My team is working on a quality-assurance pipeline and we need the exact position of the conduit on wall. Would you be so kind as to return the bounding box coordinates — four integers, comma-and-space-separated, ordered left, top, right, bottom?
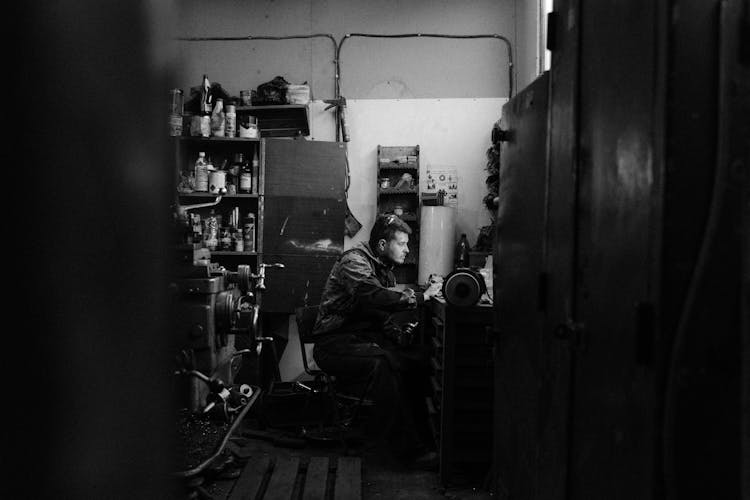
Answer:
335, 33, 514, 134
176, 32, 514, 141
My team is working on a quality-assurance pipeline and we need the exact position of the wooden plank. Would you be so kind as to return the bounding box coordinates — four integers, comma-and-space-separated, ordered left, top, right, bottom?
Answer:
264, 456, 300, 500
333, 457, 361, 500
228, 455, 271, 500
302, 457, 329, 500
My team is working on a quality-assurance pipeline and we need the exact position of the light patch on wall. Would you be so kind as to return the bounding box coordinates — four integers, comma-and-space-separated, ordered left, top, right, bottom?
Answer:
367, 78, 415, 99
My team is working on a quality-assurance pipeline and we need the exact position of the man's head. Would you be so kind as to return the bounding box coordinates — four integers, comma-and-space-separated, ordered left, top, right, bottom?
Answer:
369, 214, 412, 265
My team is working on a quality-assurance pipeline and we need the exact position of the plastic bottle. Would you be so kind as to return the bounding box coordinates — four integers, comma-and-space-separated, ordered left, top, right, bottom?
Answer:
251, 149, 259, 194
194, 152, 208, 192
456, 233, 471, 268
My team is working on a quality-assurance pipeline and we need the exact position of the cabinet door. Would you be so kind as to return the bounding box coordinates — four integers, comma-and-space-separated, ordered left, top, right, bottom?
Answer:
493, 71, 552, 499
261, 139, 347, 312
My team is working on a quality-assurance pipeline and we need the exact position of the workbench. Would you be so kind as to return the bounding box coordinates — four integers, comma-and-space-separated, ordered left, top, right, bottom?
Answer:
421, 297, 494, 487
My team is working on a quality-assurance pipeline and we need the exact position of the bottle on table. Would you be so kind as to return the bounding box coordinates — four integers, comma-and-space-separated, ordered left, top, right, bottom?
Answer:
455, 233, 471, 268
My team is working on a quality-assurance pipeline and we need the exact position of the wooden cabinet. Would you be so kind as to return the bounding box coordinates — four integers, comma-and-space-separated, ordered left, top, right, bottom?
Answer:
174, 135, 347, 315
175, 135, 264, 272
174, 102, 348, 311
421, 297, 494, 487
260, 139, 347, 313
376, 145, 420, 285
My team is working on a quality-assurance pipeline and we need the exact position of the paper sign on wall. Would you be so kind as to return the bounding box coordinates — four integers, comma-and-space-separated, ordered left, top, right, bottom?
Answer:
424, 166, 459, 208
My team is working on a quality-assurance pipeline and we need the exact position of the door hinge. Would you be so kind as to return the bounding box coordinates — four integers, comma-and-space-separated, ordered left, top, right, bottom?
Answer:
546, 11, 558, 52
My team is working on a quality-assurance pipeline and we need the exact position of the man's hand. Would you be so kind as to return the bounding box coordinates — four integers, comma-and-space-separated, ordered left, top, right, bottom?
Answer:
423, 279, 443, 301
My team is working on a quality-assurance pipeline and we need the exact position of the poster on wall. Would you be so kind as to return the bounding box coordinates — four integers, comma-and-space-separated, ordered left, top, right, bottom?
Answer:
424, 166, 459, 208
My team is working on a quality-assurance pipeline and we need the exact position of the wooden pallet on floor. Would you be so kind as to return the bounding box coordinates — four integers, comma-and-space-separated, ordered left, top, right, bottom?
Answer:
227, 455, 361, 500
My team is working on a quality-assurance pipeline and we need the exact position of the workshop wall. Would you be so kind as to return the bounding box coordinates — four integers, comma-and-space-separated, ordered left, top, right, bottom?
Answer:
172, 0, 541, 99
171, 0, 543, 380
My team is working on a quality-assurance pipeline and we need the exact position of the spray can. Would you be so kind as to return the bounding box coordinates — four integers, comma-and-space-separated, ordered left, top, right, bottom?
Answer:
225, 103, 236, 138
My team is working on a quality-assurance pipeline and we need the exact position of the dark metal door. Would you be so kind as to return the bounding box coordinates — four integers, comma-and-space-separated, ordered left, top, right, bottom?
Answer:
568, 0, 660, 497
535, 0, 581, 497
261, 139, 347, 312
493, 71, 551, 499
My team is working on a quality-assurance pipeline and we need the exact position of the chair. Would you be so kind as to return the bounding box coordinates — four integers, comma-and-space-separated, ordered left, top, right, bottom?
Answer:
294, 305, 373, 447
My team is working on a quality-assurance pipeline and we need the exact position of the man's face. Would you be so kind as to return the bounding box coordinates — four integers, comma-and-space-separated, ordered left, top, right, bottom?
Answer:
381, 230, 410, 264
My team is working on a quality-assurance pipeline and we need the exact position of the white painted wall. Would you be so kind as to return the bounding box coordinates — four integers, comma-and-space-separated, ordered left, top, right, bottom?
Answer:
342, 98, 506, 248
308, 97, 506, 247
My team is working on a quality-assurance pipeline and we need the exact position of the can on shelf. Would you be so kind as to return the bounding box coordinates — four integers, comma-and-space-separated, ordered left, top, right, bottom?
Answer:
169, 88, 184, 115
168, 89, 184, 136
168, 113, 182, 136
209, 170, 226, 194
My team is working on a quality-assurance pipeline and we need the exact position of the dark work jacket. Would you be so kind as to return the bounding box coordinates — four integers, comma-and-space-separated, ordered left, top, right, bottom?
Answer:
311, 242, 425, 339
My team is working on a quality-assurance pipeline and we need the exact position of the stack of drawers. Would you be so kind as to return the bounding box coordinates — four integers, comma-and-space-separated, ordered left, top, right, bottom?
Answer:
421, 297, 494, 487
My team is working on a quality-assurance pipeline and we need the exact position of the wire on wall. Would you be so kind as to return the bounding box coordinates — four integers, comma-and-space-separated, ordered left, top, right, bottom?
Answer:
177, 32, 514, 141
336, 33, 515, 101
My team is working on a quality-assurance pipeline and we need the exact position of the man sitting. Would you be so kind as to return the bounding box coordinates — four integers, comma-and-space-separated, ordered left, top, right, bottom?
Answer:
311, 214, 442, 468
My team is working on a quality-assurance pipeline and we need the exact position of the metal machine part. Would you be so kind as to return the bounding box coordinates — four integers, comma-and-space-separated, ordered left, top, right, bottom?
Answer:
442, 268, 487, 308
173, 263, 259, 412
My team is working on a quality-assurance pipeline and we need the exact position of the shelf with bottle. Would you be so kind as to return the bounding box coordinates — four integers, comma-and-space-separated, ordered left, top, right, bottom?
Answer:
378, 187, 419, 195
210, 251, 259, 256
175, 135, 260, 143
187, 208, 259, 256
178, 192, 259, 199
177, 148, 261, 198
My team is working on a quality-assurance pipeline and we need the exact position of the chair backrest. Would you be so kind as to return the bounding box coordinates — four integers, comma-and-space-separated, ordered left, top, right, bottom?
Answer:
295, 305, 320, 374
